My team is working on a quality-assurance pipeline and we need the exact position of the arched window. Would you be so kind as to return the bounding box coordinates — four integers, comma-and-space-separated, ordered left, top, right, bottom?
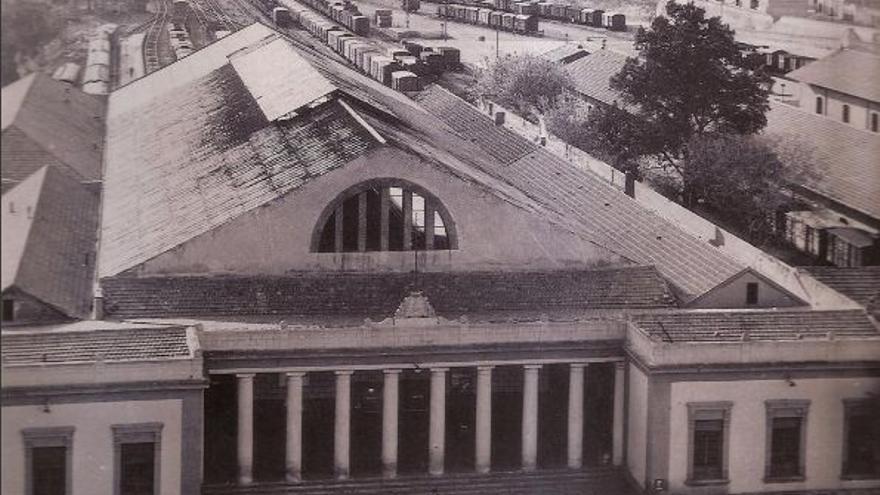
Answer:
815, 96, 824, 115
842, 104, 850, 123
313, 179, 457, 253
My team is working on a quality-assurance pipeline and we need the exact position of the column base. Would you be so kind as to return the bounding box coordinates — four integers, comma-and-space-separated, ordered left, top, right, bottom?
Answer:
382, 465, 397, 479
476, 465, 491, 474
335, 473, 350, 481
237, 474, 253, 486
285, 472, 301, 483
429, 467, 445, 476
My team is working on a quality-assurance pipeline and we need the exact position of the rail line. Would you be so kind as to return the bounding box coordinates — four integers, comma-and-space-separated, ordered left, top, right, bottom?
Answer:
143, 0, 170, 73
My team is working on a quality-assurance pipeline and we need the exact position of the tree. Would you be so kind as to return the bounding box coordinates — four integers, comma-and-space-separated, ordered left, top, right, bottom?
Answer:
609, 1, 771, 169
1, 3, 62, 86
681, 134, 810, 243
471, 54, 575, 119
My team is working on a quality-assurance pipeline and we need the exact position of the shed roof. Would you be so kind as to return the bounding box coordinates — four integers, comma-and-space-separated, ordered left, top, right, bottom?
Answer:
564, 49, 630, 107
764, 101, 880, 221
1, 167, 99, 318
1, 72, 105, 184
786, 48, 880, 103
801, 266, 880, 315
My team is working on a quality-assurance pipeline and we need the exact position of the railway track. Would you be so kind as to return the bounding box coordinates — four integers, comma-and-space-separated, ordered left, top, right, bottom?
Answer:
143, 0, 171, 73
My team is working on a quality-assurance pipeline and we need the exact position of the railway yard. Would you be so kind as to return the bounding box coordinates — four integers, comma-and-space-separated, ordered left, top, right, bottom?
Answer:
44, 0, 641, 96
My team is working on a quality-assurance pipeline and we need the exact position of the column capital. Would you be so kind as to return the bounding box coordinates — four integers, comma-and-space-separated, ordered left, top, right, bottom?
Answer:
429, 367, 449, 373
523, 364, 543, 370
477, 365, 495, 372
614, 360, 626, 370
383, 369, 403, 375
236, 373, 256, 379
286, 371, 307, 378
570, 363, 588, 370
335, 370, 355, 376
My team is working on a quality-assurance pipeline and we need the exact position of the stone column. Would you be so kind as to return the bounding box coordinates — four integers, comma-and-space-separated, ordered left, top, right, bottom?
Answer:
521, 365, 541, 471
285, 372, 305, 482
335, 370, 353, 479
429, 367, 448, 476
475, 365, 493, 474
236, 373, 255, 485
382, 369, 401, 478
567, 364, 586, 469
612, 361, 625, 466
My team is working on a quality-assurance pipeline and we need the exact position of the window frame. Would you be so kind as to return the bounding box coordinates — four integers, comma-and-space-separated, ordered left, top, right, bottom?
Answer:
686, 401, 733, 486
23, 426, 74, 495
746, 282, 759, 305
112, 423, 163, 495
310, 178, 458, 253
841, 399, 880, 480
842, 104, 850, 123
764, 399, 810, 483
815, 96, 824, 114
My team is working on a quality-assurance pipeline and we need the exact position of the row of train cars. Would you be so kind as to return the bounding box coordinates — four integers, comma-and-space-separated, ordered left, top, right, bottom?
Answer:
52, 23, 146, 94
434, 0, 627, 33
259, 0, 461, 91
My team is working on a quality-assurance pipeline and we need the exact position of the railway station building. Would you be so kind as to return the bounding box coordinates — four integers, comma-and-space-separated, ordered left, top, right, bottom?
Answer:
2, 22, 879, 495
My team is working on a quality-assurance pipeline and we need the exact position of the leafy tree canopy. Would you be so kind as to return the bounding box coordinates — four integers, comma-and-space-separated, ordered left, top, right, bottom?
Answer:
472, 53, 575, 118
610, 1, 771, 162
1, 3, 62, 86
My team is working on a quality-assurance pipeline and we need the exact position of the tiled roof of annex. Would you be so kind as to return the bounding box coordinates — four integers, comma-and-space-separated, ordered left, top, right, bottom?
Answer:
629, 309, 879, 342
1, 323, 193, 365
801, 266, 880, 316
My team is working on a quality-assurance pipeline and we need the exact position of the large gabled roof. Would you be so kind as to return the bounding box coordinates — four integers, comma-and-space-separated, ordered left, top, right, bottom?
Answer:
99, 24, 382, 277
764, 101, 880, 221
786, 48, 880, 103
1, 72, 105, 185
1, 166, 100, 319
412, 85, 744, 299
101, 22, 745, 300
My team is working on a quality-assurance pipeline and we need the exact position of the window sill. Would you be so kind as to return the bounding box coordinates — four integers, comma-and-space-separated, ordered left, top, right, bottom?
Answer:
841, 474, 880, 481
685, 479, 730, 487
763, 476, 806, 484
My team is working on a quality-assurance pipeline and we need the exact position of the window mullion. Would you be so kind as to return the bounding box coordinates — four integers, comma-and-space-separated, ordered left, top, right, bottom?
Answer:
380, 187, 390, 252
402, 190, 412, 251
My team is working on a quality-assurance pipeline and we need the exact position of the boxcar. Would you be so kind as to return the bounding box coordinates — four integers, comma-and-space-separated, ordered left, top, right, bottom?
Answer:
501, 12, 515, 29
273, 7, 293, 26
564, 5, 579, 22
488, 10, 502, 27
609, 13, 625, 31
478, 7, 492, 24
513, 13, 537, 32
589, 9, 604, 26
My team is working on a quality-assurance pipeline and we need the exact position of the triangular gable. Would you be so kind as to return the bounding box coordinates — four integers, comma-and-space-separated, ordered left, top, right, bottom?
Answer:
686, 267, 808, 309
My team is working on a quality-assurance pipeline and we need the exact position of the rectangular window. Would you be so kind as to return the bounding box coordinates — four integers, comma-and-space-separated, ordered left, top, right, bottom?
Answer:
765, 400, 809, 482
23, 427, 74, 495
746, 282, 759, 305
687, 402, 732, 485
113, 423, 162, 495
2, 298, 13, 321
843, 399, 880, 478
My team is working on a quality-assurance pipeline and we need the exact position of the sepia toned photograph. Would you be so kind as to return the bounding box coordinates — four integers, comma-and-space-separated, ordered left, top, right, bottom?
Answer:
1, 0, 878, 491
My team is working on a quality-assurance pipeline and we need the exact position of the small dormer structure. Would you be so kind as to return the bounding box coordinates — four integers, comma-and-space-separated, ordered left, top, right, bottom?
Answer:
686, 267, 808, 309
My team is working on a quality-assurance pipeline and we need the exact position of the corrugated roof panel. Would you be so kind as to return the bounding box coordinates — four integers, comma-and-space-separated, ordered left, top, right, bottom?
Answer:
229, 36, 336, 122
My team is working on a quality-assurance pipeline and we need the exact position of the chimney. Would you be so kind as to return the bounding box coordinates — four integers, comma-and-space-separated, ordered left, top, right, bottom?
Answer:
624, 171, 635, 198
494, 110, 505, 126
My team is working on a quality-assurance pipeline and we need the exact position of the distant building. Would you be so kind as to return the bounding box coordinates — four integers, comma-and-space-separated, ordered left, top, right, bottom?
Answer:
0, 73, 105, 194
813, 0, 880, 26
766, 101, 880, 266
786, 47, 880, 132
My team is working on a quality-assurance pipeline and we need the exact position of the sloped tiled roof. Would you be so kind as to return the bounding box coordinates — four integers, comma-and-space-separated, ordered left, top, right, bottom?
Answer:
1, 72, 105, 184
564, 49, 630, 107
100, 26, 380, 277
764, 101, 880, 220
413, 85, 744, 299
1, 326, 192, 365
1, 167, 99, 318
786, 48, 880, 103
100, 266, 677, 319
630, 309, 879, 342
801, 266, 880, 316
541, 43, 590, 64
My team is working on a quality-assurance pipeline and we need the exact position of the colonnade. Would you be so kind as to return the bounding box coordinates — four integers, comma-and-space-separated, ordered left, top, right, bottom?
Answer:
233, 361, 626, 484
